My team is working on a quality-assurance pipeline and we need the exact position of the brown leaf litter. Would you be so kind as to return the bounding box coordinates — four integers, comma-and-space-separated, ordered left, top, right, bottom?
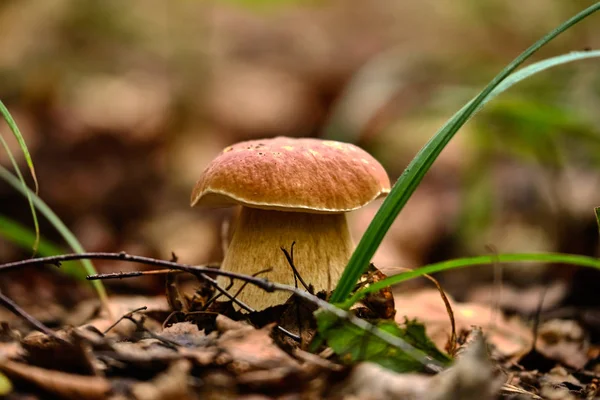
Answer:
2, 284, 600, 399
0, 309, 507, 400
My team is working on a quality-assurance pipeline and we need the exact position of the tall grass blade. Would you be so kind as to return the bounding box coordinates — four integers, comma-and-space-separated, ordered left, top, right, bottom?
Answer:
0, 135, 40, 254
344, 252, 600, 308
331, 3, 600, 304
0, 101, 38, 191
0, 164, 109, 307
467, 50, 600, 117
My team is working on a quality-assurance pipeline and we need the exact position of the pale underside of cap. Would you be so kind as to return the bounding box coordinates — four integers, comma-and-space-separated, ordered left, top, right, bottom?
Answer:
191, 137, 391, 213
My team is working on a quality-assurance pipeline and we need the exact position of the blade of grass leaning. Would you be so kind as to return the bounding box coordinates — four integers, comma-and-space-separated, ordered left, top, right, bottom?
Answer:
344, 252, 600, 308
595, 207, 600, 234
330, 3, 600, 304
469, 50, 600, 117
0, 101, 38, 191
0, 164, 109, 308
0, 214, 88, 281
0, 134, 40, 254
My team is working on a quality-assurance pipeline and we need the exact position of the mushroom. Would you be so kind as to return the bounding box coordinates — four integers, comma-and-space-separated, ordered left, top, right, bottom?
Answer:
191, 137, 390, 310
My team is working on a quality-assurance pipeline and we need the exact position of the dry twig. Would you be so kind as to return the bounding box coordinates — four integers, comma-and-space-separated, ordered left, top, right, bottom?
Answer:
0, 290, 60, 340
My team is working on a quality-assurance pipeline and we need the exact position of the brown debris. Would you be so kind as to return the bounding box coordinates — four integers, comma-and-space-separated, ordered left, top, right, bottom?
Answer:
129, 360, 195, 400
394, 289, 533, 358
333, 362, 430, 399
427, 330, 500, 400
536, 319, 589, 370
21, 329, 99, 375
0, 360, 111, 400
217, 317, 300, 373
332, 332, 500, 400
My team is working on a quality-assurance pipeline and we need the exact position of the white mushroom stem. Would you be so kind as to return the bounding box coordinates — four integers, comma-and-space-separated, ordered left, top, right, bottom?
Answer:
218, 207, 354, 310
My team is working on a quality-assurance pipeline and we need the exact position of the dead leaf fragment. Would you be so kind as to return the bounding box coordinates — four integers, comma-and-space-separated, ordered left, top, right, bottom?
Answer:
218, 324, 300, 373
72, 296, 169, 337
0, 360, 111, 400
539, 366, 581, 400
130, 359, 195, 400
21, 329, 99, 375
427, 330, 501, 400
237, 367, 301, 391
332, 362, 430, 399
215, 315, 254, 333
395, 289, 533, 357
537, 319, 589, 370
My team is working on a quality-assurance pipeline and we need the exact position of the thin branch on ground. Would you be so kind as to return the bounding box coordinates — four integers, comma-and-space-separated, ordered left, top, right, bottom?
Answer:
204, 267, 273, 310
122, 314, 181, 349
282, 242, 305, 341
0, 251, 272, 290
0, 252, 444, 372
531, 285, 549, 351
281, 242, 311, 292
0, 290, 61, 340
103, 306, 148, 335
103, 304, 181, 348
192, 270, 301, 342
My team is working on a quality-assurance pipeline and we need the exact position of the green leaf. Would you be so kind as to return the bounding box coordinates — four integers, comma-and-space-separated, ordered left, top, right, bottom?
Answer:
0, 214, 88, 281
595, 207, 600, 235
0, 164, 109, 307
0, 372, 12, 396
345, 252, 600, 308
316, 311, 451, 373
331, 4, 600, 305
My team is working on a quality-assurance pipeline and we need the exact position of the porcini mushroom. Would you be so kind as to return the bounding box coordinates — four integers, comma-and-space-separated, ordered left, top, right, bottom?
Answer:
191, 137, 390, 310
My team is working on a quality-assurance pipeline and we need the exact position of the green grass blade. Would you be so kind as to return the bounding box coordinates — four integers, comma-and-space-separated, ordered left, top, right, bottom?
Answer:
468, 50, 600, 116
0, 164, 109, 306
0, 214, 88, 281
0, 135, 40, 254
330, 2, 600, 304
0, 100, 40, 252
344, 252, 600, 308
0, 101, 38, 191
596, 207, 600, 234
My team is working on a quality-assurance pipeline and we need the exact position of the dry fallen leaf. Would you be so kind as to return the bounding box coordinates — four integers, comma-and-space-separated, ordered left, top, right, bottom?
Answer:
332, 362, 430, 399
130, 359, 196, 400
427, 330, 500, 400
467, 281, 568, 315
394, 289, 533, 357
0, 360, 111, 400
539, 366, 581, 400
333, 332, 500, 400
216, 316, 300, 373
21, 329, 100, 375
161, 322, 218, 365
536, 319, 589, 370
75, 296, 169, 336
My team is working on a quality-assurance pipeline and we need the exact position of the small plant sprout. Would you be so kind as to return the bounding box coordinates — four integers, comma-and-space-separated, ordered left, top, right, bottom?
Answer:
191, 137, 390, 310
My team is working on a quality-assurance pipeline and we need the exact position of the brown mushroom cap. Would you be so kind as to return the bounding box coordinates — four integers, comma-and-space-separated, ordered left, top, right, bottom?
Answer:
191, 137, 390, 213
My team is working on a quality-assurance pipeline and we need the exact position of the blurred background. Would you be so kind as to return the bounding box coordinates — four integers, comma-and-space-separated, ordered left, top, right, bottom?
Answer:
1, 0, 600, 324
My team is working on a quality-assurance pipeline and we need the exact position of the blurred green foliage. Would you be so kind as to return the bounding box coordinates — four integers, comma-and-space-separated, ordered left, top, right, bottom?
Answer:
0, 215, 88, 281
220, 0, 323, 11
0, 372, 12, 396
